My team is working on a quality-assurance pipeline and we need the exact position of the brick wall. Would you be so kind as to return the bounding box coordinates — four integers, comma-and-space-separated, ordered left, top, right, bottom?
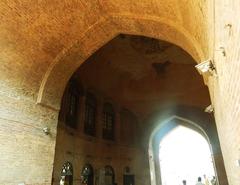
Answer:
0, 94, 58, 184
210, 0, 240, 184
0, 1, 239, 184
52, 85, 149, 185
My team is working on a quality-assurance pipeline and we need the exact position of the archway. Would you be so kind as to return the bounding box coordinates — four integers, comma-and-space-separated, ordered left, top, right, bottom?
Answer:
159, 125, 215, 185
50, 31, 222, 185
148, 115, 226, 185
36, 15, 206, 110
81, 163, 94, 185
104, 165, 115, 185
35, 16, 211, 184
49, 30, 217, 185
60, 161, 74, 185
0, 2, 221, 185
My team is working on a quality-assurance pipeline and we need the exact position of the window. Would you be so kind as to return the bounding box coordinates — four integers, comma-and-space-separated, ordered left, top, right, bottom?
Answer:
61, 161, 73, 185
84, 92, 97, 136
81, 163, 94, 185
104, 165, 115, 185
65, 80, 80, 129
102, 103, 115, 140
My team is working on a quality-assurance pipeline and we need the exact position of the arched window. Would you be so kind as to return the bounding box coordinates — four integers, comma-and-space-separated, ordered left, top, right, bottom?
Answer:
81, 163, 94, 185
84, 92, 97, 136
104, 165, 115, 185
102, 103, 115, 140
61, 161, 73, 185
66, 80, 80, 128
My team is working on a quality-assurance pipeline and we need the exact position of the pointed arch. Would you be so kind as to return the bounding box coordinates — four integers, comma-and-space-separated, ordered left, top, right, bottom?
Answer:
37, 15, 206, 110
148, 115, 218, 185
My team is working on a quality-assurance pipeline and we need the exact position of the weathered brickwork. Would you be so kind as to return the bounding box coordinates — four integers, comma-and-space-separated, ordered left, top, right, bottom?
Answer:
210, 0, 240, 184
0, 94, 58, 185
52, 85, 148, 185
0, 1, 238, 185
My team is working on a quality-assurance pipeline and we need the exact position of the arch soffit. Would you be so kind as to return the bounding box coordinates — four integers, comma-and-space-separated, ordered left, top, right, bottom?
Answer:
37, 14, 207, 110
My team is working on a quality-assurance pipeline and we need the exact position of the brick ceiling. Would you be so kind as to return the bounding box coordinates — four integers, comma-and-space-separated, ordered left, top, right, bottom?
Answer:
74, 35, 210, 118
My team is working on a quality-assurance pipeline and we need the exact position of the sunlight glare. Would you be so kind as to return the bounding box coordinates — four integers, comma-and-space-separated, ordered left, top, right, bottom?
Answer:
159, 125, 215, 185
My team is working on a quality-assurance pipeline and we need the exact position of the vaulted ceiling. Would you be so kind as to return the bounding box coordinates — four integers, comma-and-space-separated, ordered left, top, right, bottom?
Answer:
74, 35, 210, 118
0, 0, 211, 110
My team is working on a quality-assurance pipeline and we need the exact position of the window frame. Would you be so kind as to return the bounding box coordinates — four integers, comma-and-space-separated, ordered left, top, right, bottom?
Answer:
65, 80, 80, 129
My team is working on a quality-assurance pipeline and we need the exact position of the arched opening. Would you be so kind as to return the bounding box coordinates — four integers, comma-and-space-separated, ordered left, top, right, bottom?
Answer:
37, 17, 206, 110
80, 163, 94, 185
2, 1, 240, 185
51, 34, 228, 185
159, 125, 215, 185
148, 116, 225, 185
104, 165, 115, 185
6, 2, 237, 185
60, 161, 73, 185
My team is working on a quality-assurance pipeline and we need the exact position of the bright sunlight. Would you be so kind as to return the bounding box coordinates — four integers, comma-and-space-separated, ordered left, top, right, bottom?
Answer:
159, 125, 215, 185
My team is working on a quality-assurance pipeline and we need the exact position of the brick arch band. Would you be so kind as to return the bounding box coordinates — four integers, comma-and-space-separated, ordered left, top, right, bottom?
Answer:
36, 14, 206, 110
